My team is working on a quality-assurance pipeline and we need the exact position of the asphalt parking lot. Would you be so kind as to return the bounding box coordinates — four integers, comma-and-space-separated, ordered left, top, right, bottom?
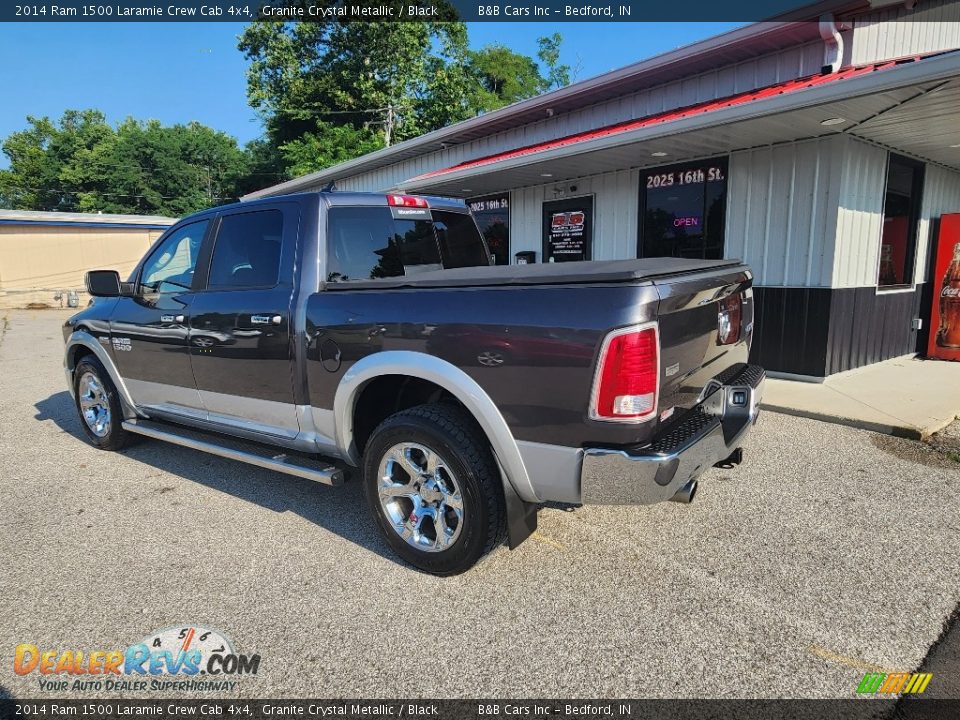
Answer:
1, 309, 958, 699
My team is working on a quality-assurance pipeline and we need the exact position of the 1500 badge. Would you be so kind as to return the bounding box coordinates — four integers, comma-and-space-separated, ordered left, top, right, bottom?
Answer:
111, 337, 131, 352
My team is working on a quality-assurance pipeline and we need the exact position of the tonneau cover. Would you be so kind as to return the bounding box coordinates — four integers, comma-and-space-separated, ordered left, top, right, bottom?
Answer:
325, 257, 744, 290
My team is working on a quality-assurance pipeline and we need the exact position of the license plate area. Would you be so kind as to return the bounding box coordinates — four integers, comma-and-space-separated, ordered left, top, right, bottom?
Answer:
701, 383, 760, 423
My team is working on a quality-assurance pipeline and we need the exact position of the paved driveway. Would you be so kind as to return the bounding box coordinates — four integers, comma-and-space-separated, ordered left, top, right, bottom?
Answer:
1, 310, 958, 699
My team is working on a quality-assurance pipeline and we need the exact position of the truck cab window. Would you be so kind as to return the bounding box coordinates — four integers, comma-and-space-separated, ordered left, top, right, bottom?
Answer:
139, 220, 208, 297
433, 210, 490, 268
326, 206, 489, 283
207, 210, 283, 289
393, 219, 442, 274
326, 207, 403, 282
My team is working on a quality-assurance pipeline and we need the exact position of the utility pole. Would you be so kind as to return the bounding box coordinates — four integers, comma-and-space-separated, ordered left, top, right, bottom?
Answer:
203, 165, 213, 202
384, 104, 394, 148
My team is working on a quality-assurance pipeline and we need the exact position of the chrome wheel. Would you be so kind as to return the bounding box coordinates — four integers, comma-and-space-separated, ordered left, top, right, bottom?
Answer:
78, 371, 111, 438
377, 442, 464, 553
477, 350, 505, 367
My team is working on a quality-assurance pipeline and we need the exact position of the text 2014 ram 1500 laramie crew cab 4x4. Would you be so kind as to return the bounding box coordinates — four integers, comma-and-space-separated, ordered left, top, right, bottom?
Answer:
64, 191, 764, 574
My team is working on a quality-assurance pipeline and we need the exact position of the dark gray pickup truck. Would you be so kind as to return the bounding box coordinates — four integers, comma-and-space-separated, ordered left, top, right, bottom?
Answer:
64, 190, 764, 574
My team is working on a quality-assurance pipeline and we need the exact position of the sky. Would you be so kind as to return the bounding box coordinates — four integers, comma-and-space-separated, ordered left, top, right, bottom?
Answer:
0, 21, 744, 167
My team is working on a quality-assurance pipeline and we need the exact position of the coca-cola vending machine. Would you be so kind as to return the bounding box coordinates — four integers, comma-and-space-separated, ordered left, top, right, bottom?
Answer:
927, 213, 960, 361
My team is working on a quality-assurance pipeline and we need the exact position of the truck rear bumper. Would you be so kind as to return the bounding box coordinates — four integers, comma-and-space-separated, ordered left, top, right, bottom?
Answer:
580, 364, 765, 505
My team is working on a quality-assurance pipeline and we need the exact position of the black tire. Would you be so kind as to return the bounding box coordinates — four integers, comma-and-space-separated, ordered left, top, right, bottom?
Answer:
73, 355, 130, 451
363, 404, 507, 575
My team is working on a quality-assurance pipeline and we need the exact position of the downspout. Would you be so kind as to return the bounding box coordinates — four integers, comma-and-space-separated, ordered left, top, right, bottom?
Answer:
819, 13, 845, 74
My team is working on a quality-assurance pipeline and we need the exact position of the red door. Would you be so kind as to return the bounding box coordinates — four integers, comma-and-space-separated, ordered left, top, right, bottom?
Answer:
927, 213, 960, 361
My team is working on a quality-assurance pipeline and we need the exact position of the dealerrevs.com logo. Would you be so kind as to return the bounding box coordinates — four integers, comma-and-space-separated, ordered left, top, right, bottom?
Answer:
14, 625, 261, 693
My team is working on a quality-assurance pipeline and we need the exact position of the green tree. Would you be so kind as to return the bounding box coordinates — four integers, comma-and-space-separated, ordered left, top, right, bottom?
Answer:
280, 122, 383, 177
239, 15, 569, 176
537, 33, 571, 90
234, 137, 290, 197
240, 16, 468, 150
0, 110, 250, 215
0, 110, 112, 210
465, 45, 550, 110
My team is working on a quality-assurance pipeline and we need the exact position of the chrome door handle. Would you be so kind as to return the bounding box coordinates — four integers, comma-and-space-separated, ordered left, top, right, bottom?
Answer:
251, 314, 283, 325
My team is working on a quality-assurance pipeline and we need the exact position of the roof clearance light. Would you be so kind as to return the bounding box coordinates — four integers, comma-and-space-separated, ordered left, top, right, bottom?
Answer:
651, 151, 669, 157
821, 117, 847, 126
387, 194, 429, 208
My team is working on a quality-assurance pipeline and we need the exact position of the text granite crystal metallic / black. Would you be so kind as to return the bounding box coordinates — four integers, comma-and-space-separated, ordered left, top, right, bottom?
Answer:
62, 189, 764, 575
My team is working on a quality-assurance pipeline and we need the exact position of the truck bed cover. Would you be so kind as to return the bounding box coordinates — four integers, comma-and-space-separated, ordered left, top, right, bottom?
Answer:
325, 257, 744, 290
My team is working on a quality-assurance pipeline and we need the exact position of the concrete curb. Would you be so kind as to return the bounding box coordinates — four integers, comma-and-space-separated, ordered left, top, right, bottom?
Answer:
759, 402, 957, 441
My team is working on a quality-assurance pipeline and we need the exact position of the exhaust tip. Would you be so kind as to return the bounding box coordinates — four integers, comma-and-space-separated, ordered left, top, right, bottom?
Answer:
670, 479, 698, 504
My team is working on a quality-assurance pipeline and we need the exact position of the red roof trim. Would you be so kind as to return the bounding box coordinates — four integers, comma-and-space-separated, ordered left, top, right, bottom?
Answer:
412, 58, 920, 182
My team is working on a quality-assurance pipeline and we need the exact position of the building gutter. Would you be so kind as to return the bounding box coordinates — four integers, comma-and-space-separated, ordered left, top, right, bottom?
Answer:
241, 3, 869, 201
400, 51, 960, 192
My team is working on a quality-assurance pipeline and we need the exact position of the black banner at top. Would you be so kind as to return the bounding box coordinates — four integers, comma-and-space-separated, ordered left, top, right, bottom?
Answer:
0, 0, 935, 23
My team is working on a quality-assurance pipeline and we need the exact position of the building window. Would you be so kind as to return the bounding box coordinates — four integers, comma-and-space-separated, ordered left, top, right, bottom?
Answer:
877, 154, 925, 288
468, 194, 509, 265
639, 158, 728, 260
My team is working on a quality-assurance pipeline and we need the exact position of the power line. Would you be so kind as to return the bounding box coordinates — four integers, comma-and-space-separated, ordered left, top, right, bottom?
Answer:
3, 185, 238, 202
260, 105, 396, 116
6, 156, 286, 178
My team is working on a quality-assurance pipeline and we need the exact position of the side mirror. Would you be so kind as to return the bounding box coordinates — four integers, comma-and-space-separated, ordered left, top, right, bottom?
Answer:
85, 270, 123, 297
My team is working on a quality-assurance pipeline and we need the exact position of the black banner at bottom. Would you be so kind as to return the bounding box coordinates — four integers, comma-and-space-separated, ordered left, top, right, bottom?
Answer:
2, 699, 960, 720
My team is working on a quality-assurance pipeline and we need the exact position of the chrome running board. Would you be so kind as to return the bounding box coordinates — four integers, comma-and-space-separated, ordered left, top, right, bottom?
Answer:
122, 419, 344, 486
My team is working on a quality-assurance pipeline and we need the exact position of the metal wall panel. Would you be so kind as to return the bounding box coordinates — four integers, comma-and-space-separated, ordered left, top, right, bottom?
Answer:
917, 163, 960, 284
725, 136, 844, 288
848, 0, 960, 67
298, 41, 826, 196
833, 137, 888, 289
509, 169, 640, 263
825, 285, 925, 374
832, 139, 960, 289
750, 287, 833, 377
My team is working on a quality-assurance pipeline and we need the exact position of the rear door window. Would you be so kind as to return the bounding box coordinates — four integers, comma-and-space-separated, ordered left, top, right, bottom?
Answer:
326, 206, 488, 283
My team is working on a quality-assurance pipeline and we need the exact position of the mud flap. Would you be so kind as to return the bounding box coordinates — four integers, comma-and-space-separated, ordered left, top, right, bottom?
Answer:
504, 476, 538, 549
494, 456, 538, 549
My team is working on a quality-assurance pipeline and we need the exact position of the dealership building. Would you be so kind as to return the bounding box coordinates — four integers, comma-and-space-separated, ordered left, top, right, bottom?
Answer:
245, 0, 960, 379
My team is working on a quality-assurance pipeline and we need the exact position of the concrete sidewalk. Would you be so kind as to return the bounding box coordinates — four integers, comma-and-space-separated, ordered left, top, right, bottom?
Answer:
761, 355, 960, 439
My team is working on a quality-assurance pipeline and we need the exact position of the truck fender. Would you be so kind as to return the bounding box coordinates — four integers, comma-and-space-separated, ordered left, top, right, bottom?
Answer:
332, 351, 539, 547
64, 330, 140, 419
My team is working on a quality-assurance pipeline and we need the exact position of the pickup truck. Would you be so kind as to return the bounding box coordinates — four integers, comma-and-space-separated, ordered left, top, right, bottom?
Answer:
63, 190, 764, 575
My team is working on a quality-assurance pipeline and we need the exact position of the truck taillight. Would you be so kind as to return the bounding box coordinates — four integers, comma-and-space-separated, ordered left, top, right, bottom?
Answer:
387, 194, 429, 208
717, 293, 742, 346
589, 324, 659, 422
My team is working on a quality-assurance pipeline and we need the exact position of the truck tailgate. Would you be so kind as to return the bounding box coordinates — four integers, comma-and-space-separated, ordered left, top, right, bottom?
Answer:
654, 265, 755, 422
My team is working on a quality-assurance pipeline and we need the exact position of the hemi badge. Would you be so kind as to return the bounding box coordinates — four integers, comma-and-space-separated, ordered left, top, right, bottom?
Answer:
665, 362, 680, 377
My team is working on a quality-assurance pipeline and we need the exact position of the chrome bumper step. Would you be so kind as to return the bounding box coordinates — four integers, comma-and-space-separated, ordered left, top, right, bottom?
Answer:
122, 419, 344, 486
